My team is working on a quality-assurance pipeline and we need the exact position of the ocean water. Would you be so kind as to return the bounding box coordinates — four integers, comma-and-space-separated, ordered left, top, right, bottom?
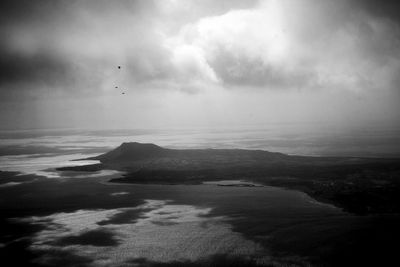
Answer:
1, 126, 400, 266
1, 125, 399, 178
2, 179, 347, 266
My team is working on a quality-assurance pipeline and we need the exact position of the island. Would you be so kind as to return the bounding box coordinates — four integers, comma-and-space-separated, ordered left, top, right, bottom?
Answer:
58, 142, 400, 215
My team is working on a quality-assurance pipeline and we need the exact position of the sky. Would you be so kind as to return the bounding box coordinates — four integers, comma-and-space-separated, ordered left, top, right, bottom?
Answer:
0, 0, 399, 131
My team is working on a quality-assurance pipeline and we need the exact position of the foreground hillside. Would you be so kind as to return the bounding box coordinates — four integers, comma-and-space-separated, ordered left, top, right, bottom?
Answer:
59, 142, 400, 214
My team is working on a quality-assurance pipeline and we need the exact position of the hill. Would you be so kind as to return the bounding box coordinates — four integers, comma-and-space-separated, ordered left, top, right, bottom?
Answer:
59, 142, 400, 214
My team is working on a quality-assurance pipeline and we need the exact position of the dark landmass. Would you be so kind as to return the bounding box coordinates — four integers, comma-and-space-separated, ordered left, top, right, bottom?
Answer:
59, 142, 400, 214
57, 163, 104, 172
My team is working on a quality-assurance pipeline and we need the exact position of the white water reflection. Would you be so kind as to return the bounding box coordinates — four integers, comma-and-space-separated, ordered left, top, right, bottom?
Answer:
0, 153, 99, 178
20, 200, 266, 266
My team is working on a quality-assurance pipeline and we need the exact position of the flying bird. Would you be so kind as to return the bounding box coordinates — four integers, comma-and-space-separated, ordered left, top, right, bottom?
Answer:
118, 66, 121, 69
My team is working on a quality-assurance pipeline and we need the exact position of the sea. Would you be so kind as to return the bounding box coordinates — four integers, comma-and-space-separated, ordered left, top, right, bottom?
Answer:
1, 125, 400, 266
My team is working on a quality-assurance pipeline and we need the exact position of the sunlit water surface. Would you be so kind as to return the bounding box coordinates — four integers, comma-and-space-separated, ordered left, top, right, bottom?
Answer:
0, 127, 399, 266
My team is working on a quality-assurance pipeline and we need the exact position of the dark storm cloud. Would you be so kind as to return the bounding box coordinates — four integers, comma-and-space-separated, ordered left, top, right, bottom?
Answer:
0, 0, 261, 97
0, 0, 399, 96
0, 47, 68, 87
0, 0, 399, 130
352, 0, 400, 23
0, 0, 70, 88
0, 0, 154, 22
0, 0, 55, 23
0, 0, 158, 96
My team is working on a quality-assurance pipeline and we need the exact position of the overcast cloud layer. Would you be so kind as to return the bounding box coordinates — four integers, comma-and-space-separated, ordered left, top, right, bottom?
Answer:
0, 0, 399, 130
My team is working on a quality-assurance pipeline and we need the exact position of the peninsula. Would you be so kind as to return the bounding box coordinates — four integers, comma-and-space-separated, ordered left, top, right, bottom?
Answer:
58, 142, 400, 214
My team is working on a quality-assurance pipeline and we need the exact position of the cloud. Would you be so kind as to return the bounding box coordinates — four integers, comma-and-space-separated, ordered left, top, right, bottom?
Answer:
350, 0, 400, 23
0, 0, 399, 99
167, 0, 400, 91
0, 0, 259, 97
0, 48, 68, 86
169, 2, 312, 89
